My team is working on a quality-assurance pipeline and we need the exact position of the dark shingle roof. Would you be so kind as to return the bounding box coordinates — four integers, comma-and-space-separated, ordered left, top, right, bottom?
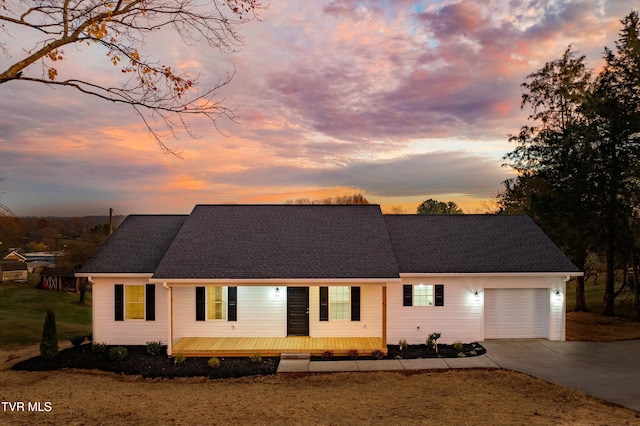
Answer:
78, 215, 187, 274
384, 214, 579, 273
152, 204, 400, 279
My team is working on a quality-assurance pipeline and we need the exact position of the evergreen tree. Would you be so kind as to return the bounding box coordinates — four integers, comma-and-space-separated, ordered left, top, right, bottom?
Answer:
40, 309, 58, 359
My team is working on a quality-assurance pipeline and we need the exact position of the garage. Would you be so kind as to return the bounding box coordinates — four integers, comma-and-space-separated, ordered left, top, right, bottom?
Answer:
484, 288, 549, 339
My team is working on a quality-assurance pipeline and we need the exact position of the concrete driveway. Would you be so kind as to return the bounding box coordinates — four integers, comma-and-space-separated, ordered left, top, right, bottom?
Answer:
481, 339, 640, 412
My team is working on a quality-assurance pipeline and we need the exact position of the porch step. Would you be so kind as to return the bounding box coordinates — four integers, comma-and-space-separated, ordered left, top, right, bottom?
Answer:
280, 352, 311, 360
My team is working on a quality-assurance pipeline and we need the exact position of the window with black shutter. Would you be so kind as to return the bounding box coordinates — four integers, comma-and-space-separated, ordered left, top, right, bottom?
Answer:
403, 284, 412, 306
319, 286, 329, 321
114, 284, 124, 321
351, 287, 360, 321
145, 284, 155, 321
195, 287, 206, 321
435, 284, 444, 306
228, 286, 237, 321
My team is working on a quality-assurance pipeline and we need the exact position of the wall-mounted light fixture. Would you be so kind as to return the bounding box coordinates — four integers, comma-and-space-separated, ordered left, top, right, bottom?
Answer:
473, 290, 480, 298
555, 290, 561, 297
275, 287, 281, 297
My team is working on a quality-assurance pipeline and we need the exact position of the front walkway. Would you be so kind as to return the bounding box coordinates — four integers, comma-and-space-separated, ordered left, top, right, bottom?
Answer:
277, 353, 499, 373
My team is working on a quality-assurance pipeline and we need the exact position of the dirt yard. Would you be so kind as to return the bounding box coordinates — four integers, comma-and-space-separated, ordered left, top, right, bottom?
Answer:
1, 344, 639, 425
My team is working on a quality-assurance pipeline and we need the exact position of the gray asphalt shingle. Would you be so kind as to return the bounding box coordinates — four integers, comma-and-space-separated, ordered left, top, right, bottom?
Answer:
78, 215, 187, 274
152, 204, 400, 279
79, 207, 579, 277
383, 214, 580, 273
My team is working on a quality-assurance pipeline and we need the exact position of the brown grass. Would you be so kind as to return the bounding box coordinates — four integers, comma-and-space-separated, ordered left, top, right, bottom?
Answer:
1, 344, 639, 425
566, 311, 640, 341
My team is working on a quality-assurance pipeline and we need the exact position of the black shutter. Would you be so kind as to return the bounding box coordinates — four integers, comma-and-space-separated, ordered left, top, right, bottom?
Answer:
228, 286, 237, 321
403, 284, 412, 306
196, 287, 206, 321
114, 284, 124, 321
435, 284, 444, 306
319, 286, 328, 321
351, 287, 360, 321
145, 284, 155, 321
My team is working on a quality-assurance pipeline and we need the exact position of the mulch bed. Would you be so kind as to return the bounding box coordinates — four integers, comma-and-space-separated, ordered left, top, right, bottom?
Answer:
12, 344, 279, 379
12, 342, 486, 378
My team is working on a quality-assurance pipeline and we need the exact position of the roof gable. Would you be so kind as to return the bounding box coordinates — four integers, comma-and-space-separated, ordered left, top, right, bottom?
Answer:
384, 214, 580, 274
152, 204, 400, 279
79, 215, 187, 274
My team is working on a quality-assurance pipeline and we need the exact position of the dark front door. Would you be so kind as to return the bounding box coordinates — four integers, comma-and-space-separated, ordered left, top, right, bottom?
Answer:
287, 287, 309, 336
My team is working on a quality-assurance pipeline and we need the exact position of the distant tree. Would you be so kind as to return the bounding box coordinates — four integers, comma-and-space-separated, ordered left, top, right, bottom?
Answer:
40, 309, 58, 359
389, 205, 405, 214
0, 1, 263, 153
416, 199, 463, 215
286, 193, 370, 205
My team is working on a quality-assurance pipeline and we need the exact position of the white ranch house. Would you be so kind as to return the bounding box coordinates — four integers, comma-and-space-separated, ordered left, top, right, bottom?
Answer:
76, 204, 581, 357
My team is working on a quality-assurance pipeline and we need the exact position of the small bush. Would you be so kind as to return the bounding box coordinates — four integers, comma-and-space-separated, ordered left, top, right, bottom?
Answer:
426, 332, 441, 353
92, 342, 107, 354
453, 340, 463, 352
174, 353, 186, 364
371, 349, 384, 360
398, 339, 408, 351
322, 350, 334, 360
108, 346, 128, 362
469, 350, 477, 356
208, 357, 221, 369
40, 309, 58, 359
69, 335, 86, 348
250, 353, 262, 363
348, 349, 359, 360
146, 341, 165, 356
457, 352, 467, 358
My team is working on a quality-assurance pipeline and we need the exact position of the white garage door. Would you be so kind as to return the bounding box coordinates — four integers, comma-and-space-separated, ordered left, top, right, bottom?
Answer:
484, 289, 549, 339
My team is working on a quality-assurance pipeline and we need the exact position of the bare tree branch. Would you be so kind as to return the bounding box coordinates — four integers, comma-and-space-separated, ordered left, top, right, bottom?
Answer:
0, 0, 263, 153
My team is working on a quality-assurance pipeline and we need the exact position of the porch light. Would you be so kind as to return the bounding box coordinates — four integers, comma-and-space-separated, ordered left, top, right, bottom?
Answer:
473, 290, 479, 298
275, 287, 280, 297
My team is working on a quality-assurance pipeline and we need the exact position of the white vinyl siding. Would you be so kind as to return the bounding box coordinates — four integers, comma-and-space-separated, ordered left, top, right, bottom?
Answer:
90, 277, 168, 345
311, 285, 383, 337
387, 275, 567, 344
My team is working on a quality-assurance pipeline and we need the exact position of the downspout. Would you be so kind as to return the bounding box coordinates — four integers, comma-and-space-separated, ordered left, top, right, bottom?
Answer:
163, 282, 173, 356
87, 277, 97, 342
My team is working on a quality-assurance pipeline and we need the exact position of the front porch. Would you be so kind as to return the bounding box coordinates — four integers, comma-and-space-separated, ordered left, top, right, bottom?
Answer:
171, 336, 386, 357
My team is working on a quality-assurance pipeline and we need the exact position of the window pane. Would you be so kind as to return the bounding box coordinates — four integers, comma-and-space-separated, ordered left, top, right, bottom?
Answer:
414, 285, 434, 306
207, 286, 227, 320
125, 285, 145, 319
330, 286, 349, 320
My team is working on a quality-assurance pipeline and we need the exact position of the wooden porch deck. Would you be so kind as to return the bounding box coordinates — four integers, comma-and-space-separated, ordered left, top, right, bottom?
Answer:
171, 336, 386, 357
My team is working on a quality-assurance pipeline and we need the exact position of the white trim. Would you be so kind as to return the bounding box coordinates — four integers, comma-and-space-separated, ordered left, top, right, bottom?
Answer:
400, 272, 583, 278
75, 273, 153, 278
149, 277, 401, 284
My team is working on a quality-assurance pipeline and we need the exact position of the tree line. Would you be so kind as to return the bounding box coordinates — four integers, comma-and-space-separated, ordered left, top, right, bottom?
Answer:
498, 11, 640, 318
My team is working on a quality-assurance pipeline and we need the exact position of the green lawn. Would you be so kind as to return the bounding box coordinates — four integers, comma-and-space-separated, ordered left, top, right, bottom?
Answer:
566, 275, 638, 319
0, 275, 92, 347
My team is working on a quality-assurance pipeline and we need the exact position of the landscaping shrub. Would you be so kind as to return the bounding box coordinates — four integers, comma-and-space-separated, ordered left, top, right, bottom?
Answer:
174, 353, 186, 364
250, 353, 262, 363
69, 335, 86, 347
40, 309, 58, 359
92, 342, 107, 354
453, 340, 463, 352
398, 339, 408, 351
146, 341, 165, 356
426, 332, 441, 353
108, 346, 128, 362
322, 350, 334, 360
371, 349, 384, 360
208, 357, 221, 369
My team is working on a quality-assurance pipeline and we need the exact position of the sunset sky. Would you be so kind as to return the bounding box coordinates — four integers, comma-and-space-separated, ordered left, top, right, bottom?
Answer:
0, 1, 632, 216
